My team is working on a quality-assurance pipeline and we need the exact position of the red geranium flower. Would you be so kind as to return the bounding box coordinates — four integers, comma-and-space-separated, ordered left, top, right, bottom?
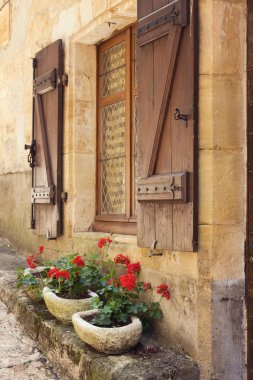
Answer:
157, 284, 170, 300
47, 267, 59, 278
143, 282, 151, 292
119, 273, 136, 291
26, 255, 37, 269
72, 255, 85, 267
114, 254, 130, 265
98, 237, 112, 249
55, 270, 70, 280
38, 246, 44, 254
127, 262, 141, 274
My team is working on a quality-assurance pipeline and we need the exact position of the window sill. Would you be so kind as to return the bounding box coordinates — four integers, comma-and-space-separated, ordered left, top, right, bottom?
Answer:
94, 219, 137, 235
73, 231, 137, 246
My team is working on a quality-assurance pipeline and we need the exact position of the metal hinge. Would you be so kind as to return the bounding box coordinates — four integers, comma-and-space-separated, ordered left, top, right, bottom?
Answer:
61, 192, 68, 202
31, 186, 55, 204
58, 74, 68, 87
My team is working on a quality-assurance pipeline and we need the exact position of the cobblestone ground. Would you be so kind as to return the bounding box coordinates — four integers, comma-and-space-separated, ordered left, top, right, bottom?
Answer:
0, 300, 60, 380
0, 238, 60, 380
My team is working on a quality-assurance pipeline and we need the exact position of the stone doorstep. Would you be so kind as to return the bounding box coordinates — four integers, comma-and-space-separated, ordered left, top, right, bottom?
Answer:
0, 275, 199, 380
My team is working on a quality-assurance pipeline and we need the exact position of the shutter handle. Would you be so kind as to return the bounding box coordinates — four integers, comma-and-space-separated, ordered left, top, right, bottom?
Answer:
24, 139, 36, 168
148, 240, 163, 257
174, 108, 188, 127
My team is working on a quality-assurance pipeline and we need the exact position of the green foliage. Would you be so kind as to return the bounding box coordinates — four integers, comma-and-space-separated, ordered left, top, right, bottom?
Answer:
44, 254, 103, 298
17, 240, 169, 330
91, 279, 163, 328
16, 266, 48, 290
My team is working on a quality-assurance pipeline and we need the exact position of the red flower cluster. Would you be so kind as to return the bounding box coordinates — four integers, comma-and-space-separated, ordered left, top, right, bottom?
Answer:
98, 237, 112, 249
157, 284, 170, 300
127, 262, 141, 274
47, 267, 59, 278
72, 255, 85, 267
143, 282, 151, 292
26, 255, 37, 269
114, 254, 130, 265
38, 246, 44, 254
47, 267, 70, 280
119, 273, 136, 291
55, 270, 70, 280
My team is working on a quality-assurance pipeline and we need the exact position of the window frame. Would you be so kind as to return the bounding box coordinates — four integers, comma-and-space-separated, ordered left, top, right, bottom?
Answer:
95, 25, 137, 235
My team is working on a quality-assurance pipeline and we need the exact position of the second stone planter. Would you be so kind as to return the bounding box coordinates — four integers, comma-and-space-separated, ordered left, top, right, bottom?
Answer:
43, 287, 98, 324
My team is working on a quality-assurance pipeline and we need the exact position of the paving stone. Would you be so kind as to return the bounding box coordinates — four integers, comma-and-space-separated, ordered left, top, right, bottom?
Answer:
0, 300, 60, 380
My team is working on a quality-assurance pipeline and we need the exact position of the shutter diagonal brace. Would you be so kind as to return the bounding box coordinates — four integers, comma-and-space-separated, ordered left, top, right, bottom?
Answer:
144, 26, 183, 179
35, 93, 54, 189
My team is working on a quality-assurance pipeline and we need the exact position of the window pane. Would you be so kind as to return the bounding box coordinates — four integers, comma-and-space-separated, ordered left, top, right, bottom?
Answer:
101, 101, 126, 214
102, 42, 126, 97
101, 158, 125, 214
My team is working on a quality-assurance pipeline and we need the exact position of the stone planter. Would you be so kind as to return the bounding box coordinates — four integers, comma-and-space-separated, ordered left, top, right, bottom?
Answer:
23, 266, 47, 276
72, 309, 142, 354
43, 287, 98, 324
27, 286, 43, 302
24, 266, 48, 302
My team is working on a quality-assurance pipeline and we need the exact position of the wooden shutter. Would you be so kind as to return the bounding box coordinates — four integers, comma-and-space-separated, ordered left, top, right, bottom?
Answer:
30, 40, 64, 239
137, 0, 198, 251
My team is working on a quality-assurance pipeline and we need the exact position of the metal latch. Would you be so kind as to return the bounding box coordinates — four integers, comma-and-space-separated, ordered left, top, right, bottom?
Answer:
24, 139, 36, 168
148, 240, 163, 257
174, 108, 188, 127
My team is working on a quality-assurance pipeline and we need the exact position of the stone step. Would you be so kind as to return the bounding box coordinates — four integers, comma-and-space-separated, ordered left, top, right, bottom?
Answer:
0, 274, 199, 380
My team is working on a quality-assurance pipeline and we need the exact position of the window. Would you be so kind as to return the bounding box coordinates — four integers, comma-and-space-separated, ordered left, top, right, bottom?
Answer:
95, 26, 137, 234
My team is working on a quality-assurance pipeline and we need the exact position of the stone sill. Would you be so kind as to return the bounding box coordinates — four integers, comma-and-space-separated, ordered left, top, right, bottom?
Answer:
0, 275, 199, 380
73, 231, 138, 246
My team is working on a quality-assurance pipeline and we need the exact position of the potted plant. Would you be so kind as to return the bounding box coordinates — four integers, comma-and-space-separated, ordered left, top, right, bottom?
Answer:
17, 246, 48, 302
72, 245, 170, 354
43, 254, 100, 324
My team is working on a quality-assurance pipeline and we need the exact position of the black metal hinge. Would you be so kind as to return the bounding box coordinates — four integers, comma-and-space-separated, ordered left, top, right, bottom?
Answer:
58, 74, 68, 87
61, 192, 68, 202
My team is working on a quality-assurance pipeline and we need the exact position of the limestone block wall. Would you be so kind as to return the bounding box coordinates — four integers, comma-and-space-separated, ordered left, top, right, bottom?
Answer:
0, 1, 247, 379
198, 0, 247, 378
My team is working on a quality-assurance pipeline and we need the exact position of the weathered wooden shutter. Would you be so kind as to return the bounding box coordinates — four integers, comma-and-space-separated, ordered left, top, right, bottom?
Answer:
137, 0, 198, 251
26, 40, 65, 239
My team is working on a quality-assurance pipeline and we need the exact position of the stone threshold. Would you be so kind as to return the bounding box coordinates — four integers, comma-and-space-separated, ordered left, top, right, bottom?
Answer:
0, 273, 199, 380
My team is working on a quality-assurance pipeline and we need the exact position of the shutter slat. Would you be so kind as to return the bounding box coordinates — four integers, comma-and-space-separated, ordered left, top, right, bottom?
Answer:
35, 94, 54, 188
31, 40, 64, 239
137, 0, 198, 251
143, 26, 182, 178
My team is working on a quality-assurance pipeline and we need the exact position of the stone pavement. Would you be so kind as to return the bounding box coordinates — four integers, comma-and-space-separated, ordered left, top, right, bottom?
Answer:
0, 238, 60, 380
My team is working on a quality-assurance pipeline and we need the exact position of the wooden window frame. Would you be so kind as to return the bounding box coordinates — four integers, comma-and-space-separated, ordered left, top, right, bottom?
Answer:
95, 26, 137, 235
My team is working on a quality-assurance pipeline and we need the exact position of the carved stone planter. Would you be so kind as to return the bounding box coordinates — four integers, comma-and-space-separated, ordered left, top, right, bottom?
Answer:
24, 266, 48, 302
72, 309, 142, 354
27, 286, 44, 302
43, 287, 98, 324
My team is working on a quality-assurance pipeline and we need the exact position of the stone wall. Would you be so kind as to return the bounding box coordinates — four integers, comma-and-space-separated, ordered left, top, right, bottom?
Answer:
198, 0, 247, 378
0, 0, 247, 378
